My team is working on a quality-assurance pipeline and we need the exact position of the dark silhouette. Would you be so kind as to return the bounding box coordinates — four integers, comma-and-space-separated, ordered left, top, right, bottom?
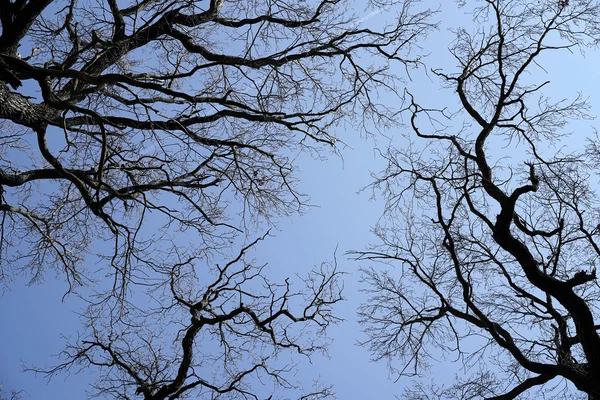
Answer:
354, 1, 600, 399
0, 0, 432, 398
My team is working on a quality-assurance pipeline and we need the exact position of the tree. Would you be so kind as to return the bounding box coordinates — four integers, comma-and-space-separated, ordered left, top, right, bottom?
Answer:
35, 234, 344, 400
355, 0, 600, 399
0, 0, 432, 398
0, 0, 427, 292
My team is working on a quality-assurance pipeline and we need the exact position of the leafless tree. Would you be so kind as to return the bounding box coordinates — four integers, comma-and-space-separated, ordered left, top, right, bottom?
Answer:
354, 0, 600, 399
33, 234, 344, 399
0, 0, 431, 294
0, 0, 433, 398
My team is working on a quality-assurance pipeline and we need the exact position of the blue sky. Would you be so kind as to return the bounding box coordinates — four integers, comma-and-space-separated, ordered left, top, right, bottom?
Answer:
2, 1, 600, 399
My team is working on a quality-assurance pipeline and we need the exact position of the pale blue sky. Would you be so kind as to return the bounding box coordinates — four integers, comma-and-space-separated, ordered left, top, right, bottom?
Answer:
2, 1, 600, 399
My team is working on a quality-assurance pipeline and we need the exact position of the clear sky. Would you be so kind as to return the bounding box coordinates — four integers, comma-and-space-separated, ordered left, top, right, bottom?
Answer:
2, 1, 600, 399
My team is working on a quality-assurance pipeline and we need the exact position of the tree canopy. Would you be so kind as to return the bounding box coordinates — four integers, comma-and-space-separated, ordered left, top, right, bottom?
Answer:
0, 0, 432, 398
356, 0, 600, 398
8, 0, 600, 399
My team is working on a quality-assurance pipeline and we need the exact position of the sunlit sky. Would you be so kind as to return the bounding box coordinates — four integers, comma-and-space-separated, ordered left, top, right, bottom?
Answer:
2, 1, 600, 399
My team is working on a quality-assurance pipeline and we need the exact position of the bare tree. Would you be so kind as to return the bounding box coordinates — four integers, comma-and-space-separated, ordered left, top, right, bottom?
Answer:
0, 0, 433, 398
354, 0, 600, 399
0, 0, 431, 293
33, 234, 344, 399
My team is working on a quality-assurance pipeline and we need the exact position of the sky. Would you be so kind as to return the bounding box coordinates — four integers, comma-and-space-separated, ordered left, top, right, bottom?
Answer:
2, 1, 600, 399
